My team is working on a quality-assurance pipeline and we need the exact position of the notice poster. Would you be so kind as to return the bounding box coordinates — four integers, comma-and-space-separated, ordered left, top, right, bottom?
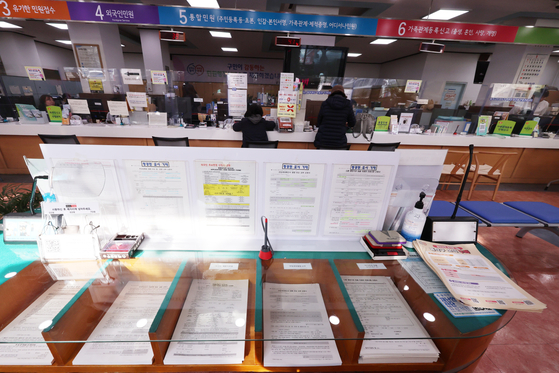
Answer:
280, 72, 294, 91
47, 106, 62, 122
67, 99, 90, 114
25, 66, 45, 81
107, 101, 129, 116
151, 70, 168, 84
476, 115, 491, 136
277, 91, 297, 118
228, 89, 247, 117
404, 80, 422, 93
194, 160, 256, 234
120, 68, 143, 85
75, 44, 102, 68
227, 73, 248, 89
264, 162, 325, 235
88, 79, 103, 92
126, 92, 148, 108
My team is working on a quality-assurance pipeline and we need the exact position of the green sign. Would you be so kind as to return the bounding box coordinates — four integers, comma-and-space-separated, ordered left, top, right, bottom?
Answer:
47, 106, 62, 122
476, 115, 491, 136
519, 120, 537, 136
375, 116, 390, 131
493, 120, 515, 136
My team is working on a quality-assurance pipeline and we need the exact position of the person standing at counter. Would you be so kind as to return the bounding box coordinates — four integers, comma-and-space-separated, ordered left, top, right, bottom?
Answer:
313, 85, 356, 149
233, 103, 276, 147
38, 94, 55, 112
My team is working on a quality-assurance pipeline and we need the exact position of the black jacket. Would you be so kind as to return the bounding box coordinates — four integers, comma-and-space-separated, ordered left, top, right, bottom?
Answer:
314, 92, 356, 148
233, 115, 276, 147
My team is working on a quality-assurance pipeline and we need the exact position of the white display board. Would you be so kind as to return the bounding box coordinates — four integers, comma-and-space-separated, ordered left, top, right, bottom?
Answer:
40, 146, 444, 252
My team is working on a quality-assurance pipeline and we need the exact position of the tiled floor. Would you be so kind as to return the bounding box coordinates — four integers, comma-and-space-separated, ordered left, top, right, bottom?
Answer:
436, 189, 559, 373
2, 177, 559, 372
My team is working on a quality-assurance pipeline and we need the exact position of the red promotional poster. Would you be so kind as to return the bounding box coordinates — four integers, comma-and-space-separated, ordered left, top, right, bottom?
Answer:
376, 19, 518, 43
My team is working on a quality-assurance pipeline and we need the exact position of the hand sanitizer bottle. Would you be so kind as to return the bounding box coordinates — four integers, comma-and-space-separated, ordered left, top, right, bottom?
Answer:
401, 192, 427, 248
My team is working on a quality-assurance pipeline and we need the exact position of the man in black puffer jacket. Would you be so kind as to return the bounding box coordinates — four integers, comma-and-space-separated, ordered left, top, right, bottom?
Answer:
314, 85, 356, 148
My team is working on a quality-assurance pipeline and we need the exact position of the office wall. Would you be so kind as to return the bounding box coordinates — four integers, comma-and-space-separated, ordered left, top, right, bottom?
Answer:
35, 43, 76, 70
420, 53, 482, 105
345, 63, 380, 78
123, 53, 146, 72
379, 54, 427, 80
541, 56, 559, 88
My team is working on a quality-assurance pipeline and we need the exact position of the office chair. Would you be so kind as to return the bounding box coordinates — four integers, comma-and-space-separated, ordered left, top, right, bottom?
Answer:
38, 134, 80, 144
152, 136, 190, 147
246, 140, 279, 148
316, 145, 351, 150
367, 142, 400, 151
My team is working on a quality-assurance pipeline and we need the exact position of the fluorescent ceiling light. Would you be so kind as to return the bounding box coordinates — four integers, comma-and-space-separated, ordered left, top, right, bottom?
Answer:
46, 23, 68, 30
222, 47, 238, 52
347, 53, 362, 57
370, 39, 396, 45
0, 21, 21, 29
553, 50, 559, 53
526, 25, 534, 28
210, 31, 231, 38
422, 9, 469, 20
56, 40, 72, 45
121, 44, 125, 47
187, 0, 219, 8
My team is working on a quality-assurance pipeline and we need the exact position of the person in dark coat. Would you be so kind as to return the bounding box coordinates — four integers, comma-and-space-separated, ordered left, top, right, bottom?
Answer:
233, 103, 276, 147
314, 85, 356, 148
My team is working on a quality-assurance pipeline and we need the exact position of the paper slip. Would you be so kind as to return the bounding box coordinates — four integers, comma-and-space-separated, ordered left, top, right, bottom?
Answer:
357, 263, 386, 270
164, 279, 249, 365
126, 92, 148, 108
398, 256, 447, 293
0, 281, 86, 365
68, 99, 90, 114
263, 283, 341, 367
107, 101, 129, 117
73, 281, 170, 365
434, 292, 501, 318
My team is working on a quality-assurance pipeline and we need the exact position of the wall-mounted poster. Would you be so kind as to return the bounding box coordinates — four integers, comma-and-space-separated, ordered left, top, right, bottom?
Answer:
74, 44, 103, 68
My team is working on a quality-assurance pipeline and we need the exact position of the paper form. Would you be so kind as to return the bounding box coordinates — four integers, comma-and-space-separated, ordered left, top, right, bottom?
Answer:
194, 160, 256, 234
73, 281, 170, 365
264, 163, 325, 235
0, 281, 86, 365
124, 160, 192, 240
341, 276, 439, 363
324, 164, 393, 236
263, 283, 341, 367
164, 279, 249, 365
398, 256, 447, 294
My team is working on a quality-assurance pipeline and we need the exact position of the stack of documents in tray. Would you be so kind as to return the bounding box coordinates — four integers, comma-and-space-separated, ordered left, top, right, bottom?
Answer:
263, 283, 342, 367
342, 276, 440, 364
164, 279, 249, 365
73, 281, 171, 365
413, 240, 546, 312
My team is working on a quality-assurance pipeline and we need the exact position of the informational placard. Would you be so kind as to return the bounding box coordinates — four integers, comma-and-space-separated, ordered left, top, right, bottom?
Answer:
228, 88, 247, 117
120, 68, 143, 85
277, 91, 297, 118
126, 92, 148, 108
280, 72, 294, 91
441, 87, 458, 109
264, 162, 325, 236
357, 263, 386, 270
404, 80, 422, 93
398, 112, 413, 133
519, 120, 537, 136
283, 263, 312, 270
476, 115, 491, 136
148, 111, 167, 126
150, 70, 168, 84
88, 79, 103, 92
67, 99, 90, 114
515, 54, 549, 84
74, 44, 102, 68
375, 116, 390, 131
227, 73, 247, 89
107, 101, 129, 116
493, 120, 515, 136
209, 263, 239, 270
24, 66, 45, 81
46, 106, 62, 122
22, 86, 33, 96
434, 292, 501, 318
9, 85, 21, 95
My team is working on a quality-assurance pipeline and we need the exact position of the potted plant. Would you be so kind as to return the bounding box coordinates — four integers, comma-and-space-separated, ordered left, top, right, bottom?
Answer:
0, 184, 43, 220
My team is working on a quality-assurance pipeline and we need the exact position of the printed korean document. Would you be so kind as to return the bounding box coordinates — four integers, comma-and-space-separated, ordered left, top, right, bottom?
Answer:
73, 281, 170, 365
0, 281, 86, 365
164, 279, 249, 365
413, 240, 546, 312
324, 164, 393, 236
263, 283, 341, 367
341, 276, 439, 364
398, 256, 448, 294
194, 160, 256, 234
264, 162, 325, 235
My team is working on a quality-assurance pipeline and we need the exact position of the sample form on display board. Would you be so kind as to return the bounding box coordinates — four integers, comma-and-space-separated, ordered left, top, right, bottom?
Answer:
324, 164, 393, 236
264, 163, 325, 235
194, 160, 256, 234
0, 281, 86, 365
263, 283, 341, 367
164, 279, 249, 365
73, 281, 171, 365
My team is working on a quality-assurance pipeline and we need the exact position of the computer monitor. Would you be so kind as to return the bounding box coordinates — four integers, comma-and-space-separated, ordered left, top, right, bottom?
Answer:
87, 99, 106, 121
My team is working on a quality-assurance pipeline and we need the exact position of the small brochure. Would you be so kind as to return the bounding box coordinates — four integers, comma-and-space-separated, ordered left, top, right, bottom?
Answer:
476, 115, 491, 136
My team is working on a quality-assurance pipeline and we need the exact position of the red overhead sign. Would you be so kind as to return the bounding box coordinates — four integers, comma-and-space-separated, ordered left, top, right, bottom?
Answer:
376, 19, 518, 43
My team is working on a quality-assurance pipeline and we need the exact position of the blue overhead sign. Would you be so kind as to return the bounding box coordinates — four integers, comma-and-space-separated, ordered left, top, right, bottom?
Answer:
158, 7, 378, 36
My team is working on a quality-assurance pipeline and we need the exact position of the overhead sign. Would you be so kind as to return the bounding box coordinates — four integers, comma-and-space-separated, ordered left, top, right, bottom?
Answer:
66, 1, 159, 24
1, 0, 70, 20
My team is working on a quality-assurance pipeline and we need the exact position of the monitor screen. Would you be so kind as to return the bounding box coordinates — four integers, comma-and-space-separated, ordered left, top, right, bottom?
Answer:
283, 45, 348, 86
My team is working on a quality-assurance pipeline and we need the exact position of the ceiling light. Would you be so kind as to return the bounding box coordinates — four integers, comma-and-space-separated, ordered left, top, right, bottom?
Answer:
222, 47, 238, 52
347, 53, 362, 57
370, 39, 396, 45
210, 31, 231, 38
422, 9, 469, 20
526, 25, 535, 28
121, 44, 125, 47
187, 0, 219, 8
0, 21, 21, 29
56, 40, 72, 45
46, 23, 68, 30
554, 50, 559, 53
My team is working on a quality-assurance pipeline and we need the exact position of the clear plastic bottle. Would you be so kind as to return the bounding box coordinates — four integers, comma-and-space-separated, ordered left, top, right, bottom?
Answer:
400, 192, 427, 248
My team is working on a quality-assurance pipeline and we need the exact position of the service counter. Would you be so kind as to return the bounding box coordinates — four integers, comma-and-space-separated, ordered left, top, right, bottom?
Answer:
1, 122, 559, 184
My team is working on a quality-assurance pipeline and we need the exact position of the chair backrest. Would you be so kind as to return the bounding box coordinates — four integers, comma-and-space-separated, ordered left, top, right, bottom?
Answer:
474, 151, 517, 175
246, 140, 279, 148
442, 150, 477, 175
316, 145, 351, 150
367, 142, 400, 151
152, 136, 190, 147
38, 134, 80, 144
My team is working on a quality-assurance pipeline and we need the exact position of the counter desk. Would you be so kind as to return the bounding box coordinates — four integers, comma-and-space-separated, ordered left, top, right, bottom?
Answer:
1, 122, 558, 184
